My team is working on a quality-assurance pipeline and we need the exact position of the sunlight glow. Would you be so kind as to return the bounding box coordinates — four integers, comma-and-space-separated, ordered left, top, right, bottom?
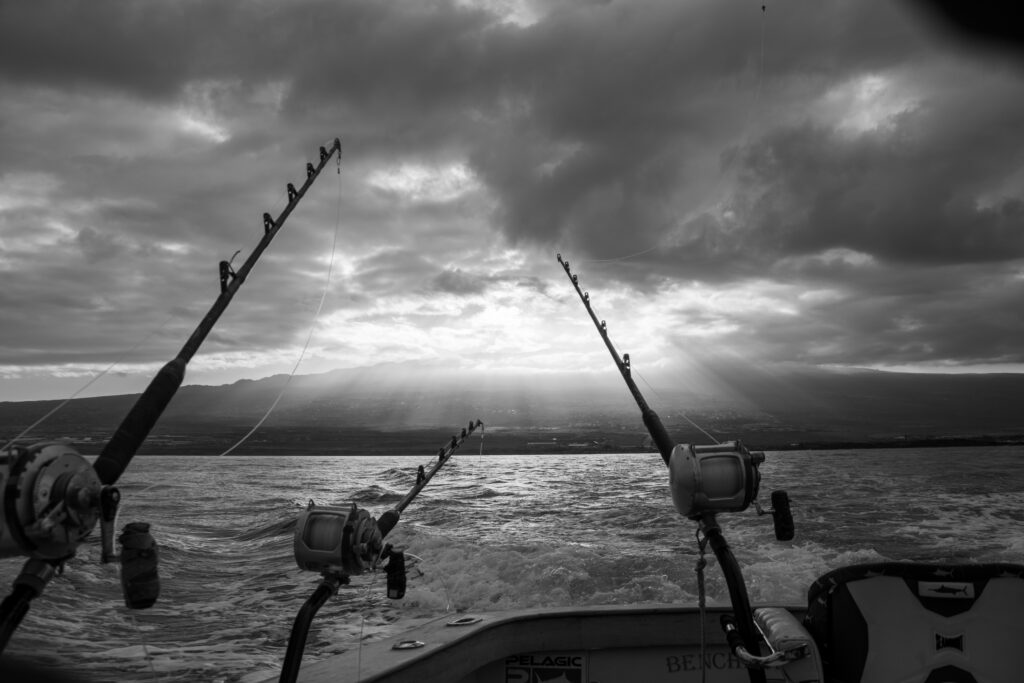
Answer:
156, 241, 191, 255
175, 80, 233, 143
456, 0, 540, 26
367, 162, 480, 202
177, 114, 230, 143
536, 141, 584, 177
867, 362, 1024, 374
817, 248, 876, 267
780, 248, 878, 270
666, 280, 801, 321
798, 288, 845, 305
815, 73, 919, 135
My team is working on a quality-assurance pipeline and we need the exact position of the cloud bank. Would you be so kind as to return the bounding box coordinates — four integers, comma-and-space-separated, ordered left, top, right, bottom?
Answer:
1, 0, 1022, 401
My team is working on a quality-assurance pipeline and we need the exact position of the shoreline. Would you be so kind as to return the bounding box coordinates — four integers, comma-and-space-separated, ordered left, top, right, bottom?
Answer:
117, 434, 1024, 456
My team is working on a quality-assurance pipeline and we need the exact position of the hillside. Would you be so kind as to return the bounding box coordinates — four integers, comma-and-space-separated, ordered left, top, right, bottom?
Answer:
2, 366, 1023, 455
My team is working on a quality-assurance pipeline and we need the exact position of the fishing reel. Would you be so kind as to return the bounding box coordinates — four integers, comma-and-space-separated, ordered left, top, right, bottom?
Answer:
1, 441, 103, 561
669, 441, 763, 518
293, 501, 408, 597
0, 441, 159, 609
669, 440, 793, 540
294, 501, 384, 575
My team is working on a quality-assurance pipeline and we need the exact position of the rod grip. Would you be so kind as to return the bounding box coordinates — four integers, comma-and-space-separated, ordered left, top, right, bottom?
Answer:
642, 409, 676, 467
377, 510, 401, 538
94, 358, 186, 485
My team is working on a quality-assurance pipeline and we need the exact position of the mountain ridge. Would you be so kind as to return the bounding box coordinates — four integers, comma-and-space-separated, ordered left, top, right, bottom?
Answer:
2, 365, 1023, 454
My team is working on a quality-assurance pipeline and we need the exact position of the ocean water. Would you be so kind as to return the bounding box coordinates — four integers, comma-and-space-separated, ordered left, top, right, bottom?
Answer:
1, 446, 1022, 682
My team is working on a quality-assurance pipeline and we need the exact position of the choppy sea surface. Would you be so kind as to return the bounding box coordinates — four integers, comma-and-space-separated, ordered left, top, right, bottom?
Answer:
2, 447, 1023, 682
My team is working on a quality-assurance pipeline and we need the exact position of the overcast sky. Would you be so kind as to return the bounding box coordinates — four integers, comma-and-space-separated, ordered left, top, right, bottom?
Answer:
2, 0, 1023, 403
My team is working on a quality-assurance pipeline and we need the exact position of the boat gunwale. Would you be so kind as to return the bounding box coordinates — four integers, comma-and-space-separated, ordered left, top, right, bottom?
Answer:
292, 602, 807, 682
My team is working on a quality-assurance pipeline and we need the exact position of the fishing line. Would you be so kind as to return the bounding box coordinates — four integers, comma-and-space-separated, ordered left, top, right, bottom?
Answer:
592, 311, 720, 446
578, 244, 662, 265
404, 552, 454, 612
217, 149, 344, 456
476, 421, 485, 468
110, 479, 162, 529
1, 315, 174, 453
129, 612, 159, 680
355, 577, 375, 683
633, 367, 720, 445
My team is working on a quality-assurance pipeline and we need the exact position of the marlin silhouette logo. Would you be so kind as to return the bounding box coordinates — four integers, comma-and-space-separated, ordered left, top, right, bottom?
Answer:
919, 581, 974, 598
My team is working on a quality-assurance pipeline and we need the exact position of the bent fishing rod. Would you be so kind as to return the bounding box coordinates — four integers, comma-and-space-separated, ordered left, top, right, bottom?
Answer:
557, 254, 796, 682
280, 420, 484, 683
0, 138, 342, 655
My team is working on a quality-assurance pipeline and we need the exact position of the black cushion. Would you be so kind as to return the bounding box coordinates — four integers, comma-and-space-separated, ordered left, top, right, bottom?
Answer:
803, 562, 1024, 683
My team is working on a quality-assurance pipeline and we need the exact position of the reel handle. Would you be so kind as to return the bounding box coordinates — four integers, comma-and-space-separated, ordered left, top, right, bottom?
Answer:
119, 522, 160, 609
771, 490, 794, 541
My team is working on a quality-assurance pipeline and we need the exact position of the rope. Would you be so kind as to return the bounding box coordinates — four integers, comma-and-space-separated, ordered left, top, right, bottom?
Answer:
355, 576, 375, 683
1, 315, 174, 453
356, 612, 366, 683
695, 527, 710, 683
217, 155, 344, 456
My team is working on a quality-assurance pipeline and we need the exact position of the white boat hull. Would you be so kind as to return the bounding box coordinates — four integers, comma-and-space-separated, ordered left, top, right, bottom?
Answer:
288, 603, 810, 683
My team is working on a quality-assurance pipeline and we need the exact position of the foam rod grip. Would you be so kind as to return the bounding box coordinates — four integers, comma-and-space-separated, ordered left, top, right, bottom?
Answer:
771, 490, 795, 541
94, 358, 186, 485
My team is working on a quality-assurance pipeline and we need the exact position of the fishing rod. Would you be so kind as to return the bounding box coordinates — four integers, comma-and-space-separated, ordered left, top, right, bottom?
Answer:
94, 138, 342, 486
556, 256, 676, 465
0, 139, 342, 655
280, 420, 484, 683
557, 254, 799, 682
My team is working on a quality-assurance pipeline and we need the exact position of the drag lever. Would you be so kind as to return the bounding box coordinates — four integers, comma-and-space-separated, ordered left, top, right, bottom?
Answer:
99, 486, 121, 563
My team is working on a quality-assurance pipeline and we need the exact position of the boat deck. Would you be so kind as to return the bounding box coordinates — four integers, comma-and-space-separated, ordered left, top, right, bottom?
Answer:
286, 603, 807, 682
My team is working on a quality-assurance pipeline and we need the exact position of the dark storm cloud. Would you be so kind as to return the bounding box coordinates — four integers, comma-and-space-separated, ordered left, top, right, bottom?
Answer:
464, 0, 938, 257
346, 248, 443, 298
658, 261, 1024, 369
0, 0, 941, 261
433, 267, 489, 295
731, 96, 1024, 265
0, 0, 901, 254
0, 0, 506, 110
515, 276, 554, 299
2, 0, 1023, 387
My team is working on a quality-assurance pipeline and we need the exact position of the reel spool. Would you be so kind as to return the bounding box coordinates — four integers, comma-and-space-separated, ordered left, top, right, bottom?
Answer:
1, 441, 102, 561
1, 441, 159, 609
293, 502, 383, 576
669, 440, 764, 519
